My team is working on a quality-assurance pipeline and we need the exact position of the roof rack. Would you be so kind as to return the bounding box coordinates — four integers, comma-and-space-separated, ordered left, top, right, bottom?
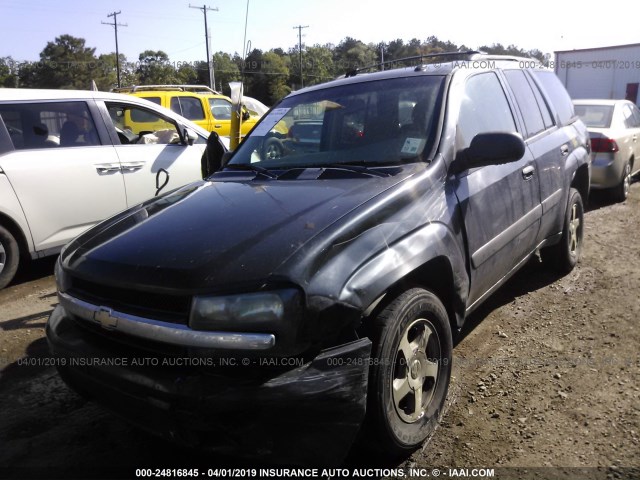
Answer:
467, 53, 543, 64
112, 85, 222, 94
344, 50, 482, 77
343, 51, 546, 78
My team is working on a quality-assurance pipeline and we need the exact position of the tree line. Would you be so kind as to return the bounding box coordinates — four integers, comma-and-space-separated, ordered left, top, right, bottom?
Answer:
0, 34, 548, 105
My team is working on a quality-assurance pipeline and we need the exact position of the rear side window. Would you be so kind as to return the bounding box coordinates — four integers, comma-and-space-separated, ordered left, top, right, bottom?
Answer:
622, 104, 640, 128
170, 96, 205, 121
106, 103, 180, 145
533, 71, 575, 126
458, 72, 517, 148
0, 101, 100, 150
504, 70, 546, 138
529, 77, 554, 129
143, 96, 161, 106
631, 104, 640, 127
0, 114, 14, 155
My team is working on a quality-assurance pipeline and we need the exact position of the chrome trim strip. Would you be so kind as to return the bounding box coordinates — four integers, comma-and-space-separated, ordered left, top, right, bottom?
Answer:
58, 292, 276, 350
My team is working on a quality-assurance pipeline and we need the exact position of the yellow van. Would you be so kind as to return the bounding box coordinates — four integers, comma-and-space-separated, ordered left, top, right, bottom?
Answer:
113, 85, 259, 138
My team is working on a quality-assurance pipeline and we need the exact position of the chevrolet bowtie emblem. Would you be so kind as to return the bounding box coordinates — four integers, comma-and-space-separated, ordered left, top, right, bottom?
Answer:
94, 307, 118, 330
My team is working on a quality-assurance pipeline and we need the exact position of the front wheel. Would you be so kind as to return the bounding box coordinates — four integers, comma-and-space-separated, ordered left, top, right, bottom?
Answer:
0, 225, 20, 290
366, 288, 452, 456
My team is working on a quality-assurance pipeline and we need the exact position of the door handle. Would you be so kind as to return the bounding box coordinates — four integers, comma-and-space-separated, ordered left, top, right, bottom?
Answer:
214, 125, 222, 128
522, 165, 535, 180
560, 144, 570, 156
121, 162, 145, 173
95, 165, 121, 174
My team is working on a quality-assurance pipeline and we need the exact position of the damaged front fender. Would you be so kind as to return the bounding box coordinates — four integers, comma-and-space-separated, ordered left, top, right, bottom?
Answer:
339, 222, 468, 327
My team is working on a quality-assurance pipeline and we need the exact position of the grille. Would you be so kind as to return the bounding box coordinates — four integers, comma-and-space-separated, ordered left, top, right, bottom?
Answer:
68, 276, 192, 325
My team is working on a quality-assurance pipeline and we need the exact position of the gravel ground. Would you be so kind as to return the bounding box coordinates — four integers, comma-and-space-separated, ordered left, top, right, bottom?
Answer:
1, 181, 638, 480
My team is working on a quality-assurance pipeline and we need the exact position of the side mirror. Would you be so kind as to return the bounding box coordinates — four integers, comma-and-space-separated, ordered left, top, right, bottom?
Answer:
182, 127, 198, 146
202, 131, 227, 178
454, 132, 525, 173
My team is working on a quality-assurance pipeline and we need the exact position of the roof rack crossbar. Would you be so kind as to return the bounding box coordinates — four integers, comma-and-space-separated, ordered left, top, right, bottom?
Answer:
467, 53, 542, 63
345, 50, 482, 77
111, 84, 222, 94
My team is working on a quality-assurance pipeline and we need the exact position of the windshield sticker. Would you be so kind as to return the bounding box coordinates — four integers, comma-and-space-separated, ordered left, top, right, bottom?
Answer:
401, 137, 426, 155
251, 108, 290, 136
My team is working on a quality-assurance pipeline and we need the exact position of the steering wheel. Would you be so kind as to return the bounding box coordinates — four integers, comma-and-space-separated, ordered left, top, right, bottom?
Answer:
262, 137, 284, 160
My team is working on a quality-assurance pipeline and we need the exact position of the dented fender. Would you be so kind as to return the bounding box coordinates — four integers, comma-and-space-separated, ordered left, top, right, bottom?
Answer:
339, 221, 468, 326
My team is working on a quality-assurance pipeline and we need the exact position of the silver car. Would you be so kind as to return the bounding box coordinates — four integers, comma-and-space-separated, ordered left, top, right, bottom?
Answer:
574, 99, 640, 201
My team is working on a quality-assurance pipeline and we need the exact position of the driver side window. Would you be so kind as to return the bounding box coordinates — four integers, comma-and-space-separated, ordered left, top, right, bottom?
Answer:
106, 103, 181, 145
457, 73, 517, 149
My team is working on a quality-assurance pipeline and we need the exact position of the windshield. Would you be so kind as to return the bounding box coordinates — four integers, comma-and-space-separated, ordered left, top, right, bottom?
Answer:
228, 76, 445, 169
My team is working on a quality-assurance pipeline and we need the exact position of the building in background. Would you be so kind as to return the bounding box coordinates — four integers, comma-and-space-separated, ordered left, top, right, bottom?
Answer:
554, 43, 640, 105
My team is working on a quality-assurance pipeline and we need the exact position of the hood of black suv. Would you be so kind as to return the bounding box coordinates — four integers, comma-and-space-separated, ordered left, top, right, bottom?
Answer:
62, 175, 406, 293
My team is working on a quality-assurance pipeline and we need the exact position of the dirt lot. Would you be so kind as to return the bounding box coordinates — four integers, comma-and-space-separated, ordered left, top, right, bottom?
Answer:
1, 182, 639, 480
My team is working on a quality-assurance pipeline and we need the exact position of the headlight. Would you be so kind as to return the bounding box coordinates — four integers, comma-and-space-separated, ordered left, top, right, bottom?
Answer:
54, 257, 71, 293
189, 290, 298, 331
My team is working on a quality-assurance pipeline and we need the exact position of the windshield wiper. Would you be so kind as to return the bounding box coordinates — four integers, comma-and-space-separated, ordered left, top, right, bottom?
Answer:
322, 163, 391, 177
223, 163, 278, 179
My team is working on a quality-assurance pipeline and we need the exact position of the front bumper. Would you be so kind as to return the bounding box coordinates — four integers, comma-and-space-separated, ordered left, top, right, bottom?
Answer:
46, 305, 371, 466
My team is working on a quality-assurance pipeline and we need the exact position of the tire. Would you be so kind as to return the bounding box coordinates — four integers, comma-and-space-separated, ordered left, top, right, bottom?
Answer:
0, 225, 20, 290
611, 160, 631, 203
366, 288, 452, 456
541, 188, 584, 274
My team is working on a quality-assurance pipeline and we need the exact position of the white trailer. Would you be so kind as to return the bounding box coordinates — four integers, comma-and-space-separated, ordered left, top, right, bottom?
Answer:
554, 43, 640, 105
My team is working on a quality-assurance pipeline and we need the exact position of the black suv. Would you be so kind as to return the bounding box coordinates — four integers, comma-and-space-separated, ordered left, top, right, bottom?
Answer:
47, 53, 591, 465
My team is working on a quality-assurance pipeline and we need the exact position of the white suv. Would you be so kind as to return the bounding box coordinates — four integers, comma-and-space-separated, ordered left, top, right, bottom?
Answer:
0, 89, 213, 289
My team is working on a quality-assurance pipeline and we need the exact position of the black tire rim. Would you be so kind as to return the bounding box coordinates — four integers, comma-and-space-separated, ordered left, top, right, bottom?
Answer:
392, 318, 441, 424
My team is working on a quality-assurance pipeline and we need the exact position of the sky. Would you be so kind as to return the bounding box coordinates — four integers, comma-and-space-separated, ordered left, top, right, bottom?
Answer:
1, 0, 639, 65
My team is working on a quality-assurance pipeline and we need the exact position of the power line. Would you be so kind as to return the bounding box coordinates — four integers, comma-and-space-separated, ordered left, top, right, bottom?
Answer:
293, 25, 309, 88
189, 4, 219, 90
102, 11, 127, 88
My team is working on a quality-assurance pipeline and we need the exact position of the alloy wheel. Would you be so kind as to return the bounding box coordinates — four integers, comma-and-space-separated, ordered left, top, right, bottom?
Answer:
392, 318, 441, 423
568, 203, 581, 255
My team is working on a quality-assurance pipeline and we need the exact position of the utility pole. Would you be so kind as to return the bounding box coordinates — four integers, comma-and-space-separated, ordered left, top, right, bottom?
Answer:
293, 25, 308, 88
102, 11, 127, 88
190, 4, 218, 90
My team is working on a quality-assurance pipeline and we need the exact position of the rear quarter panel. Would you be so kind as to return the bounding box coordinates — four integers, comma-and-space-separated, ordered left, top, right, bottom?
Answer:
0, 170, 34, 254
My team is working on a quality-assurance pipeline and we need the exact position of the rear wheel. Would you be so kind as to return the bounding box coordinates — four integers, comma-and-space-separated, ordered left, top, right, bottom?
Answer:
541, 188, 584, 274
0, 225, 20, 289
366, 288, 452, 456
611, 160, 631, 203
